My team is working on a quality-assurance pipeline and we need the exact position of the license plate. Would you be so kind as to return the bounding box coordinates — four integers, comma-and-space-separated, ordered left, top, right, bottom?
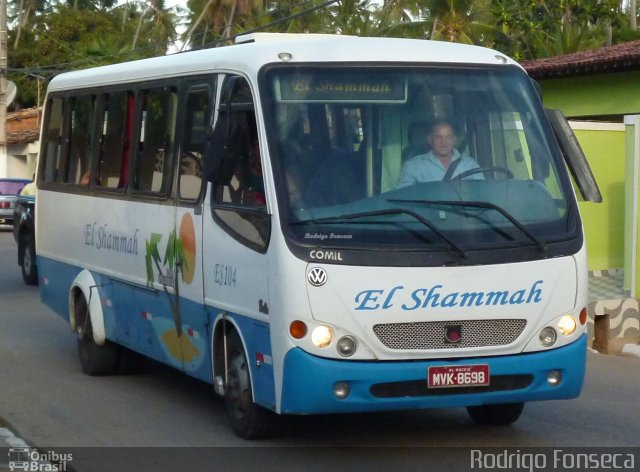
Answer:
428, 365, 490, 388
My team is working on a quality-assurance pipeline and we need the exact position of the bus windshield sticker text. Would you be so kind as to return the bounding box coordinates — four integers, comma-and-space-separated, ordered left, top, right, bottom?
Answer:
214, 264, 237, 288
354, 280, 544, 311
305, 232, 353, 241
84, 223, 139, 255
279, 73, 407, 103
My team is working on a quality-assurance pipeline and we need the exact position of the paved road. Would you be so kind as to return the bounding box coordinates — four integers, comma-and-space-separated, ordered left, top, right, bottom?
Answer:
0, 231, 638, 470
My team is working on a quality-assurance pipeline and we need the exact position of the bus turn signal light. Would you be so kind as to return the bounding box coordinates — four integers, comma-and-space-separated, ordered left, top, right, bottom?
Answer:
579, 308, 588, 325
289, 320, 308, 339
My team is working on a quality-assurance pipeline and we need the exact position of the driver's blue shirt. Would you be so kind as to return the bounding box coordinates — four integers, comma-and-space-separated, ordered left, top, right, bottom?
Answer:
396, 149, 481, 188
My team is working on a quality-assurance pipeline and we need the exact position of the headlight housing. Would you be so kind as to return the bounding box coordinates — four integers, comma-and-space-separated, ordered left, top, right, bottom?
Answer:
288, 319, 376, 359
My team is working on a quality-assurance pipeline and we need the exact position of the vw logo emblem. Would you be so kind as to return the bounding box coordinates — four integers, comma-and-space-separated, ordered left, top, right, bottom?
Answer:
307, 267, 328, 287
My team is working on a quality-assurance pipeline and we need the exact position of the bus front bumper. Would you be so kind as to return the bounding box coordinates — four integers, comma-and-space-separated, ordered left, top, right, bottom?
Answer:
280, 334, 586, 414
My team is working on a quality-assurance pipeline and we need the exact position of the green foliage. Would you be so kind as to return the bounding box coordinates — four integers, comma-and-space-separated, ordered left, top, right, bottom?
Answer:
7, 0, 640, 107
490, 0, 623, 60
9, 1, 178, 107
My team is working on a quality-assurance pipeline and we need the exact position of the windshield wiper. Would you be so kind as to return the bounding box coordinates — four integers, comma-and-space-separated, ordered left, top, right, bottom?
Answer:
389, 199, 547, 252
291, 208, 467, 257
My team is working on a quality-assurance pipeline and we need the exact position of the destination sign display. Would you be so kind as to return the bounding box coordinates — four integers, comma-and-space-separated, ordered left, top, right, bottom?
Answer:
277, 72, 407, 103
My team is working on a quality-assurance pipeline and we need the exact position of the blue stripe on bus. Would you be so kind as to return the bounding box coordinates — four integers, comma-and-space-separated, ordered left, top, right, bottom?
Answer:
280, 335, 587, 414
37, 256, 275, 409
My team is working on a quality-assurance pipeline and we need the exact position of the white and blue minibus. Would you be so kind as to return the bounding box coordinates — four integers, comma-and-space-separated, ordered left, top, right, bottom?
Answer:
36, 33, 600, 438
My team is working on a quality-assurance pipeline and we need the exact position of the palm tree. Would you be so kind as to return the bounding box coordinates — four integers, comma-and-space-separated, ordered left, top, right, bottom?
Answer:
12, 0, 48, 49
130, 0, 178, 53
183, 0, 265, 48
425, 0, 505, 46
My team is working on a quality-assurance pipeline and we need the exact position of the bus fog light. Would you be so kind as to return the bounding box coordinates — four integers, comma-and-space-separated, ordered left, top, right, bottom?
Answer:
539, 327, 557, 347
337, 336, 357, 357
311, 326, 333, 348
547, 370, 562, 386
333, 382, 350, 399
558, 315, 577, 336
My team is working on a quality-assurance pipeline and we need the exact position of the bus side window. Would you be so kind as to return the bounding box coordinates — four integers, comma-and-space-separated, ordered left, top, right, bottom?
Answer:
133, 86, 177, 195
64, 95, 95, 186
179, 86, 210, 201
97, 91, 132, 189
212, 77, 264, 208
209, 75, 269, 252
41, 97, 64, 184
215, 111, 263, 206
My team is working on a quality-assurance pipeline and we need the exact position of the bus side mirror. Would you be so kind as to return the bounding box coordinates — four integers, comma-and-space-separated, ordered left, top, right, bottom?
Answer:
545, 109, 602, 203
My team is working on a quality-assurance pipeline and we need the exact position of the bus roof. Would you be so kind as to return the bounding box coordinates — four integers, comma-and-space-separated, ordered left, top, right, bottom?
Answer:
47, 34, 521, 92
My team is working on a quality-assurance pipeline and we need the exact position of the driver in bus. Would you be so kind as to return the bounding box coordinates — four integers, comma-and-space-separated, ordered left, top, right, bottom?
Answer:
396, 119, 481, 187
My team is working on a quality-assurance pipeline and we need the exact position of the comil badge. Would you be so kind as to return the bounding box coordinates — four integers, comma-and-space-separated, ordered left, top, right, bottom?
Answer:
307, 267, 328, 287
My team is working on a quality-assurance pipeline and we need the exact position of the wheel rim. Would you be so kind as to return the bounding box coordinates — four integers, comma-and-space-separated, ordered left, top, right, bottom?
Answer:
226, 348, 252, 421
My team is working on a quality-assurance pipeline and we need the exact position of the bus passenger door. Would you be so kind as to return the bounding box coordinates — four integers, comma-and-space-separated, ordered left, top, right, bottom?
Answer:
170, 81, 212, 378
202, 74, 273, 406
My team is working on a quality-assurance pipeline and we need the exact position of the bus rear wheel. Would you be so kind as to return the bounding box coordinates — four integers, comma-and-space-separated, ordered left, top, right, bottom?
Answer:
224, 330, 272, 439
466, 402, 525, 426
75, 296, 119, 376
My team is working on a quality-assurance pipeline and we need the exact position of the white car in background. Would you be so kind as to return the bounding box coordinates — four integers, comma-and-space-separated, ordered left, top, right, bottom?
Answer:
0, 178, 30, 227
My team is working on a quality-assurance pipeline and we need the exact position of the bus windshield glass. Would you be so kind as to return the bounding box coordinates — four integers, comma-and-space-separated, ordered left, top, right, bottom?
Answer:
262, 66, 578, 255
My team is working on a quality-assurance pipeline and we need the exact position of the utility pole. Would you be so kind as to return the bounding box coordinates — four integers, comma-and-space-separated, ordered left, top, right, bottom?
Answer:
0, 0, 7, 178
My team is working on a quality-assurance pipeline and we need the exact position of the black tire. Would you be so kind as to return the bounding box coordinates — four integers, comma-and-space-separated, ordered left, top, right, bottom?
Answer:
117, 347, 146, 375
224, 330, 272, 439
467, 402, 525, 426
75, 296, 119, 376
20, 236, 38, 286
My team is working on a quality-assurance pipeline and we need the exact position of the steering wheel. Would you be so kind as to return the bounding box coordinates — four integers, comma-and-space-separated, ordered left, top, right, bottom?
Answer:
452, 166, 514, 180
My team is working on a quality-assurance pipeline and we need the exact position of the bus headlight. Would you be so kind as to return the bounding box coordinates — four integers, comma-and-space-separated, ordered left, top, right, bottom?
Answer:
336, 336, 357, 357
558, 315, 577, 336
539, 327, 557, 347
311, 325, 333, 348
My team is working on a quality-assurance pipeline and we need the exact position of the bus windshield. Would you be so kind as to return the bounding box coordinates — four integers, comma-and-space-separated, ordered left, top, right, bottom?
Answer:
262, 65, 579, 258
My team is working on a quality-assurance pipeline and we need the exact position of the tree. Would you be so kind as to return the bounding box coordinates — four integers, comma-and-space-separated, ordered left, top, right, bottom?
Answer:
423, 0, 506, 46
183, 0, 266, 47
490, 0, 622, 60
8, 2, 179, 106
129, 0, 179, 53
10, 0, 48, 49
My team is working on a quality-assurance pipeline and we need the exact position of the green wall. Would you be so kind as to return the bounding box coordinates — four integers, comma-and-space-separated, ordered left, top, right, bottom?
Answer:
539, 70, 640, 118
575, 128, 626, 270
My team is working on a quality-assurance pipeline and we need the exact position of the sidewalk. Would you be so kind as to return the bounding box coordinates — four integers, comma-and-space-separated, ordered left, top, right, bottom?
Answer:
587, 270, 640, 354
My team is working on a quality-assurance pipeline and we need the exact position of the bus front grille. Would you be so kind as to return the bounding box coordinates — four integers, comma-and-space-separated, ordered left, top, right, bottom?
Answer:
372, 319, 527, 350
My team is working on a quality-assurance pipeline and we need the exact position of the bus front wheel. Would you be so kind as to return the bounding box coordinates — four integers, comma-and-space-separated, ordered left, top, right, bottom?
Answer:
75, 296, 119, 376
466, 402, 524, 426
224, 330, 272, 439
